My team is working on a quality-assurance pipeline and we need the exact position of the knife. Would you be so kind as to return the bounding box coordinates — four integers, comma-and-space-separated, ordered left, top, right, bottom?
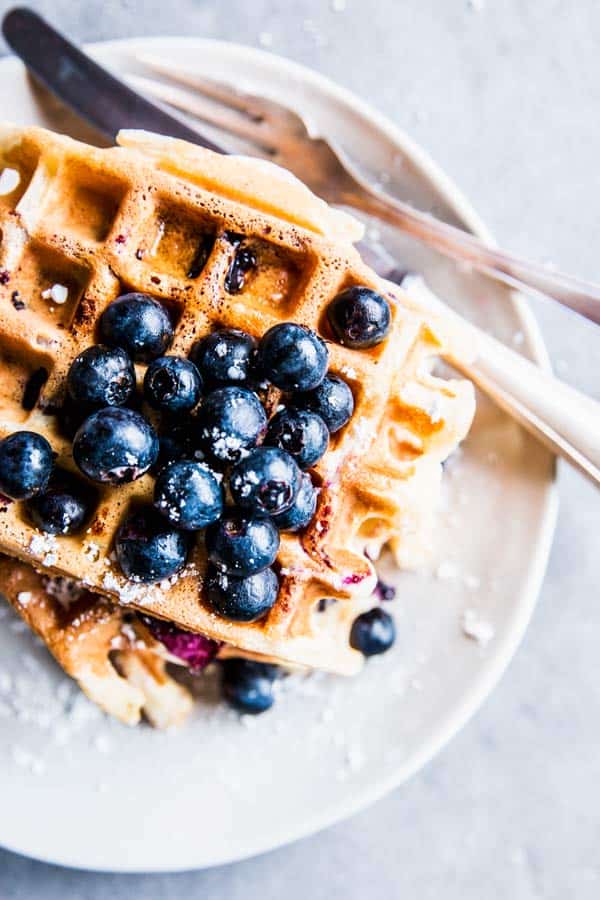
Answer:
1, 7, 223, 151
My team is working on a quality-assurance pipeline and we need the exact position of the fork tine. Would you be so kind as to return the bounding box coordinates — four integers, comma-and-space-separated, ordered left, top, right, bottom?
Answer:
134, 53, 310, 137
126, 75, 277, 153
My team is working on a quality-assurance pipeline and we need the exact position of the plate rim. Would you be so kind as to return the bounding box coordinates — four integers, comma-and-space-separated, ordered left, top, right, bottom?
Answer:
0, 35, 558, 872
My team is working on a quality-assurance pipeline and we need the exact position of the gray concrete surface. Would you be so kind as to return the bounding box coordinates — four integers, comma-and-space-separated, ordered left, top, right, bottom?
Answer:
0, 0, 599, 896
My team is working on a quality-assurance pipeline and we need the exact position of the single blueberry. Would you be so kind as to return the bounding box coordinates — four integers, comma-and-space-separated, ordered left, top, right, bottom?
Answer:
265, 408, 329, 470
327, 286, 391, 349
272, 473, 317, 532
205, 511, 279, 576
99, 293, 173, 362
143, 356, 202, 414
25, 471, 94, 535
0, 431, 54, 500
230, 447, 301, 516
73, 407, 158, 484
206, 566, 279, 623
115, 509, 190, 583
292, 374, 354, 433
154, 460, 223, 530
189, 329, 257, 388
221, 658, 279, 714
66, 344, 136, 409
196, 386, 267, 465
257, 323, 328, 391
224, 245, 257, 294
350, 608, 396, 656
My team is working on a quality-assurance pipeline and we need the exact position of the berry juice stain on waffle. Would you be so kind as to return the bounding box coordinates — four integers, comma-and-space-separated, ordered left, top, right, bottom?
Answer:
0, 126, 475, 726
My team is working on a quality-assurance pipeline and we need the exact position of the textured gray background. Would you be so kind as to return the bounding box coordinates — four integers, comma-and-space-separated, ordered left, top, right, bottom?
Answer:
1, 0, 599, 897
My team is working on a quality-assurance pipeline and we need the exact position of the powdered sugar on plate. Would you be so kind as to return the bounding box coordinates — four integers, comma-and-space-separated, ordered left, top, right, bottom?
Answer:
462, 609, 495, 648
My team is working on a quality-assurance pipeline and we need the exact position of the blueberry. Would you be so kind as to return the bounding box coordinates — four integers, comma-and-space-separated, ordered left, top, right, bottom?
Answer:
272, 473, 317, 532
189, 329, 257, 388
293, 374, 354, 433
0, 431, 53, 500
99, 293, 173, 362
25, 472, 93, 535
265, 408, 329, 470
154, 460, 223, 530
350, 608, 396, 656
205, 511, 279, 576
115, 509, 190, 583
229, 446, 302, 517
196, 386, 267, 465
224, 245, 257, 294
154, 422, 198, 472
257, 323, 328, 391
206, 566, 279, 622
327, 286, 391, 349
143, 356, 202, 414
73, 407, 158, 484
221, 658, 279, 714
66, 344, 136, 409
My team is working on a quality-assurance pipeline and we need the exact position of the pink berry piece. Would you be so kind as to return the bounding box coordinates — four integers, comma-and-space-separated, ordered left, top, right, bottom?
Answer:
141, 615, 220, 671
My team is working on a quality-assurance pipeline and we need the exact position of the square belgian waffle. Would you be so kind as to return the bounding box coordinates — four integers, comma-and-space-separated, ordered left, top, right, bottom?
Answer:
0, 126, 475, 675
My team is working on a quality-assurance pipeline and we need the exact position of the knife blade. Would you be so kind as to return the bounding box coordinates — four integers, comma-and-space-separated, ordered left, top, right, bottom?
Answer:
2, 7, 223, 151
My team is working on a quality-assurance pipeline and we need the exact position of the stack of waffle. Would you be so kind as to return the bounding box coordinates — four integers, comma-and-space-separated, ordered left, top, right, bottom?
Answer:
0, 126, 475, 726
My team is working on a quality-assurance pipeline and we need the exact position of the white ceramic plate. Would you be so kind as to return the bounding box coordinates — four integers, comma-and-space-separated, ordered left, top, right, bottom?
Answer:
0, 38, 557, 872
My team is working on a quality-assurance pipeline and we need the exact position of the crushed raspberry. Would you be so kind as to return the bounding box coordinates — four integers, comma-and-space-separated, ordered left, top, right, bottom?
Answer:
141, 614, 220, 671
343, 572, 366, 585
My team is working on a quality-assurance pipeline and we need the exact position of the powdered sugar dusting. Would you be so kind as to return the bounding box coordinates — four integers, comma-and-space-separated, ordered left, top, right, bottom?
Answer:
41, 283, 69, 305
28, 533, 59, 567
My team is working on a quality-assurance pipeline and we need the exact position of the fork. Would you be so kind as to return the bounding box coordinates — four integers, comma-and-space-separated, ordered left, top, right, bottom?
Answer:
129, 56, 600, 327
129, 56, 600, 488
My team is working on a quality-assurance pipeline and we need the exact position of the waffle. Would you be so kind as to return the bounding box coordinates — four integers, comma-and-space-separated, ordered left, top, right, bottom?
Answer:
0, 125, 476, 675
0, 554, 193, 727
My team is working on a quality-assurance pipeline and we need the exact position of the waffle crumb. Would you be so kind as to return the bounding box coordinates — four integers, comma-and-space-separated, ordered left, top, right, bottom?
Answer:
462, 609, 494, 647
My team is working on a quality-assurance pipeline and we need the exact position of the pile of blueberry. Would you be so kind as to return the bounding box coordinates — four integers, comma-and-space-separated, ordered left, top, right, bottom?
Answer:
0, 284, 397, 713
